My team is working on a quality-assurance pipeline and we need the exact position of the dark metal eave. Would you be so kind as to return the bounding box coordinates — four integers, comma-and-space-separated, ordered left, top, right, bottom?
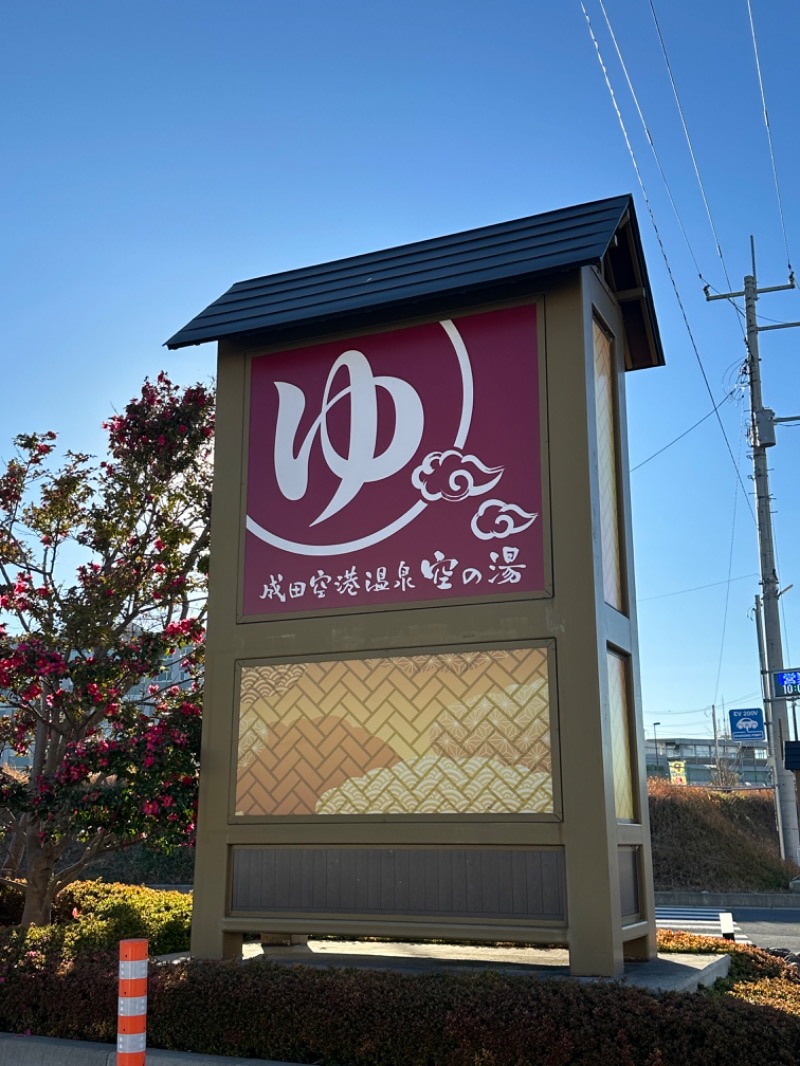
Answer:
603, 206, 665, 371
166, 194, 664, 370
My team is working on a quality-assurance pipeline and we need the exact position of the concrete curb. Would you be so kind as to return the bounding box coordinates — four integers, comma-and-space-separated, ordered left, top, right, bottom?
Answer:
655, 891, 800, 909
0, 1034, 297, 1066
646, 952, 731, 991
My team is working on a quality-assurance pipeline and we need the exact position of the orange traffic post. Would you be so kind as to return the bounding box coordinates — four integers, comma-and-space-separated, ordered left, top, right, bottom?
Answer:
117, 938, 148, 1065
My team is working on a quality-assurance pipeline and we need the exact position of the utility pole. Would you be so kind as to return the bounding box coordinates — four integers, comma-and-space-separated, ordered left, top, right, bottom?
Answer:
712, 704, 721, 779
708, 244, 800, 861
653, 721, 662, 778
755, 593, 784, 844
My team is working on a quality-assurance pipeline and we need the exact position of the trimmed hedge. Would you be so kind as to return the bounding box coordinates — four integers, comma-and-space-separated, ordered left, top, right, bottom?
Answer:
1, 933, 800, 1064
2, 885, 800, 1064
145, 959, 800, 1065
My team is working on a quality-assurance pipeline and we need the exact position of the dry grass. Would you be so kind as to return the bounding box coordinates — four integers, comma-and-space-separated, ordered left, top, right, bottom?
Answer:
648, 780, 800, 891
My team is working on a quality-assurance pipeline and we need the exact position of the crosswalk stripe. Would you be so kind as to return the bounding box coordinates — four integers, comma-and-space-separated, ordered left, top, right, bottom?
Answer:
654, 906, 751, 944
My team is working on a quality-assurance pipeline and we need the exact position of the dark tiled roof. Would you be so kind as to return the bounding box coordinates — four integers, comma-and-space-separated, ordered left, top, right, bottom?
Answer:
166, 194, 663, 368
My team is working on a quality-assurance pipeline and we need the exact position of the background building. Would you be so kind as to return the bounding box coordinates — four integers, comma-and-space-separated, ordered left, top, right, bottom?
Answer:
646, 735, 770, 786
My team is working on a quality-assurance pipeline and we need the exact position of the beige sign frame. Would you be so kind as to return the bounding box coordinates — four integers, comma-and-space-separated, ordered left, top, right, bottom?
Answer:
191, 266, 657, 976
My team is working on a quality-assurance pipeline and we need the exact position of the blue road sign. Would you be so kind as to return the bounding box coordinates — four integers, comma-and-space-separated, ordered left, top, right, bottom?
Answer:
729, 707, 766, 743
774, 669, 800, 699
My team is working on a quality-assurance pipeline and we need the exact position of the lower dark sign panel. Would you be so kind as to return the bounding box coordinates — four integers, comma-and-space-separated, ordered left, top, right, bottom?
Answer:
231, 846, 565, 921
618, 846, 640, 920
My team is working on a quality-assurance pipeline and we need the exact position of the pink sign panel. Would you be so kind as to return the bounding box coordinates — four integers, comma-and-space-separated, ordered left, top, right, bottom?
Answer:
243, 304, 543, 615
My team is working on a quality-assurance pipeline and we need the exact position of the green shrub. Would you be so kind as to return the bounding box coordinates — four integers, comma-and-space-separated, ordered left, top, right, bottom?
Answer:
52, 880, 192, 956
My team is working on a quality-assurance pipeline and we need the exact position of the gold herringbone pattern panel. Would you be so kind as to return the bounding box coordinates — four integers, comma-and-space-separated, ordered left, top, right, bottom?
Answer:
236, 647, 552, 816
236, 716, 401, 815
607, 651, 634, 821
593, 320, 623, 611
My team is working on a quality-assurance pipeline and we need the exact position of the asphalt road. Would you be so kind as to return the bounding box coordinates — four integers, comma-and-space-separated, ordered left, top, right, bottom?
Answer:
732, 908, 800, 953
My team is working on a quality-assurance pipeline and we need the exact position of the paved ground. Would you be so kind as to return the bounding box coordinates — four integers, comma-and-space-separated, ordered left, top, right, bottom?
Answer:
256, 939, 729, 992
0, 1036, 281, 1065
733, 907, 800, 954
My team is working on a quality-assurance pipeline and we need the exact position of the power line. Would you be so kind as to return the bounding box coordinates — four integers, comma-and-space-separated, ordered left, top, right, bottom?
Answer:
746, 0, 793, 274
630, 386, 739, 471
638, 573, 759, 602
699, 291, 790, 329
648, 689, 761, 716
647, 0, 737, 294
713, 394, 747, 704
580, 1, 756, 525
595, 0, 705, 283
653, 710, 712, 719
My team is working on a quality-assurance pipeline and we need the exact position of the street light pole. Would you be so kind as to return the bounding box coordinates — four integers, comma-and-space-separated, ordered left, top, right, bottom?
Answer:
653, 722, 662, 778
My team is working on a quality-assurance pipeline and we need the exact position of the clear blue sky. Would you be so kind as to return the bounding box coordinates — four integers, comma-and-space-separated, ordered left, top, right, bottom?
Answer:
3, 0, 799, 742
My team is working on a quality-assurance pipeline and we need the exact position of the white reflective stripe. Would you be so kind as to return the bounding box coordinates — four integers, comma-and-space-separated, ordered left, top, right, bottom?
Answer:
118, 995, 147, 1016
119, 959, 148, 980
117, 1032, 147, 1053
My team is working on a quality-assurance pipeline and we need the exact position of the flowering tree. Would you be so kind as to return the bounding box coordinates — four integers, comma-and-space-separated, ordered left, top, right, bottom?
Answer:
0, 373, 214, 925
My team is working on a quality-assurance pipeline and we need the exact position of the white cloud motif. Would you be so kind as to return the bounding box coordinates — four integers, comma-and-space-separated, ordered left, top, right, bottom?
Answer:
471, 499, 538, 540
412, 449, 504, 503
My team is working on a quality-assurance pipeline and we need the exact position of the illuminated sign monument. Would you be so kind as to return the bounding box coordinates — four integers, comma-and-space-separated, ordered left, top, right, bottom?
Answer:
167, 194, 665, 976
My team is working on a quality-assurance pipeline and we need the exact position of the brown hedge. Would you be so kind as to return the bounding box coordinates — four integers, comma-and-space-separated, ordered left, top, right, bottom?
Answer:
2, 940, 800, 1065
2, 891, 800, 1065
